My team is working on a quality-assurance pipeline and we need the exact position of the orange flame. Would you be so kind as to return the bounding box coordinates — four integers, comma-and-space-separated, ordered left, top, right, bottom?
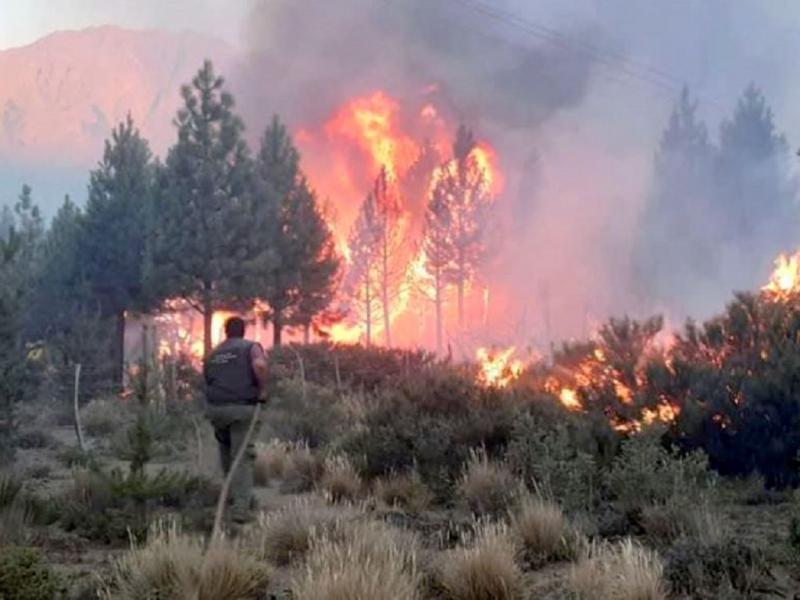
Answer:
476, 346, 524, 387
762, 250, 800, 299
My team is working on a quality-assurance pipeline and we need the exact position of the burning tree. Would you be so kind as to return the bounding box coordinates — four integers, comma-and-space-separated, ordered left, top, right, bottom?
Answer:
372, 167, 405, 346
346, 191, 383, 346
421, 175, 455, 354
148, 61, 254, 356
250, 116, 340, 345
418, 125, 492, 351
431, 126, 491, 331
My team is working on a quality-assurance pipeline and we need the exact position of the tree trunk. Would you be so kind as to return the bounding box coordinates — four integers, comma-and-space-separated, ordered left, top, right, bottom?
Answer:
435, 269, 443, 355
303, 323, 311, 345
114, 310, 126, 391
365, 284, 372, 347
382, 241, 391, 347
273, 311, 283, 347
457, 277, 465, 331
203, 303, 213, 357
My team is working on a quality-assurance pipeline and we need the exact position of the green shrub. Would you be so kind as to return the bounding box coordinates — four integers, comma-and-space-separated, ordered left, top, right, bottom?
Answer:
0, 546, 63, 600
82, 398, 129, 437
505, 413, 599, 512
607, 430, 714, 514
15, 428, 54, 449
267, 379, 347, 447
664, 537, 772, 598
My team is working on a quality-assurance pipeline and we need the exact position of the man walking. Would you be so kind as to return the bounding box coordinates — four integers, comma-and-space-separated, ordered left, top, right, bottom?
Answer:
203, 316, 268, 522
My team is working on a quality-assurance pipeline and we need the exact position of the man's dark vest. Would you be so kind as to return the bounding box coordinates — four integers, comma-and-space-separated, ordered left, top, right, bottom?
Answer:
203, 338, 260, 405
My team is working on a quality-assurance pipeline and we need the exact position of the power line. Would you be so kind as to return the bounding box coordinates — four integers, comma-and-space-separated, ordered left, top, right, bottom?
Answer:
450, 0, 728, 114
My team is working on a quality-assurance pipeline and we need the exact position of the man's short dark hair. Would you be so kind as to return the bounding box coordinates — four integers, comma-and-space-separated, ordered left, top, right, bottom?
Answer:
224, 316, 246, 338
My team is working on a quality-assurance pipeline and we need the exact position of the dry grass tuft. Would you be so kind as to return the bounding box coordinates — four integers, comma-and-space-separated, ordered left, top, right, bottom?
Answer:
247, 497, 361, 566
510, 490, 579, 563
458, 447, 516, 516
254, 439, 290, 486
374, 469, 433, 513
283, 442, 325, 493
319, 455, 363, 503
437, 520, 524, 600
568, 538, 666, 600
640, 496, 726, 544
292, 518, 421, 600
104, 520, 269, 600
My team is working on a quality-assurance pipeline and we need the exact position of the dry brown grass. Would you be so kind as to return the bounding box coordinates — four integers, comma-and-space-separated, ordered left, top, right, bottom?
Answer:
458, 448, 516, 516
436, 520, 524, 600
292, 518, 421, 600
104, 521, 269, 600
319, 455, 363, 503
254, 439, 290, 486
247, 496, 362, 566
568, 538, 666, 600
640, 497, 726, 544
374, 469, 433, 513
510, 490, 579, 563
283, 442, 325, 493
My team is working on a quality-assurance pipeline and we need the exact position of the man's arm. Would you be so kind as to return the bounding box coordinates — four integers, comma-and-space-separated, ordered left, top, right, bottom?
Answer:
251, 343, 269, 400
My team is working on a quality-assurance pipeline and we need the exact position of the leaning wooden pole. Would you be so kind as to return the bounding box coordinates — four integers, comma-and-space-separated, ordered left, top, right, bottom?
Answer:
73, 363, 85, 452
210, 402, 261, 541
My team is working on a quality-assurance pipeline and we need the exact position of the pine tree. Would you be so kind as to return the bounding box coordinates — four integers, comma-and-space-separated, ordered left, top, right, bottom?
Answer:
433, 125, 491, 330
421, 183, 455, 354
716, 84, 796, 284
82, 116, 154, 386
293, 185, 341, 343
634, 87, 717, 314
372, 167, 404, 346
346, 192, 382, 346
148, 60, 254, 356
250, 116, 340, 345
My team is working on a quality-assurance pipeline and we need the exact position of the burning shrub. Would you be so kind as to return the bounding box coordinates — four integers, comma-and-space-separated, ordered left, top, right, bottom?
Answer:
568, 538, 666, 600
668, 291, 800, 487
434, 520, 524, 600
458, 447, 516, 516
291, 518, 421, 600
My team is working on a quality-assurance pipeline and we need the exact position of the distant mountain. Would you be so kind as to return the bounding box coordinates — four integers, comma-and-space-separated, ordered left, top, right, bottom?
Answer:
0, 26, 236, 213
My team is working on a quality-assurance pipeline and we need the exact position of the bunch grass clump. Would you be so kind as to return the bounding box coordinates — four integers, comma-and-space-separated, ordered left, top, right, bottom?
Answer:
374, 469, 433, 513
292, 518, 420, 600
509, 489, 581, 564
458, 447, 516, 516
436, 520, 524, 600
104, 520, 269, 600
568, 538, 666, 600
254, 439, 290, 486
248, 497, 361, 566
319, 454, 362, 503
283, 442, 325, 493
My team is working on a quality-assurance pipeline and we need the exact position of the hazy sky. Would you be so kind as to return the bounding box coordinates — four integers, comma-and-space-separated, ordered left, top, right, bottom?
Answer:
0, 0, 250, 50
